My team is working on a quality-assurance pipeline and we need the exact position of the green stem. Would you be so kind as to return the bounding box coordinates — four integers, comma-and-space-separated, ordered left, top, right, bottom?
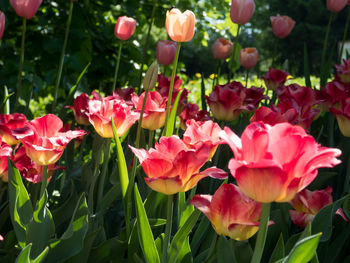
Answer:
113, 42, 123, 91
245, 69, 249, 88
52, 1, 74, 112
15, 18, 26, 107
137, 0, 157, 94
88, 141, 103, 214
320, 12, 334, 85
228, 25, 241, 83
339, 7, 350, 62
147, 130, 154, 150
125, 89, 150, 238
216, 61, 221, 86
272, 38, 278, 67
328, 113, 335, 147
39, 166, 48, 199
162, 194, 174, 263
211, 61, 219, 92
97, 139, 111, 208
251, 203, 271, 263
164, 43, 181, 137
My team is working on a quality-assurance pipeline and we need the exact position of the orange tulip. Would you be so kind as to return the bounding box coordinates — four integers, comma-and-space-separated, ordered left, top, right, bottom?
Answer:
212, 38, 233, 60
240, 47, 258, 70
166, 8, 195, 42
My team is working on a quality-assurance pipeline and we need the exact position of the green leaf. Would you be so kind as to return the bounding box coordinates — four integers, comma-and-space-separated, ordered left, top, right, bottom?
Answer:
268, 233, 285, 263
8, 160, 33, 249
46, 194, 89, 262
134, 184, 160, 263
282, 233, 322, 263
216, 236, 237, 263
26, 191, 55, 258
179, 203, 195, 228
177, 237, 193, 263
95, 182, 122, 216
343, 193, 350, 219
15, 244, 49, 263
168, 209, 201, 263
324, 223, 350, 263
88, 237, 126, 263
165, 89, 183, 137
190, 215, 210, 256
2, 86, 13, 114
200, 73, 207, 111
112, 118, 129, 200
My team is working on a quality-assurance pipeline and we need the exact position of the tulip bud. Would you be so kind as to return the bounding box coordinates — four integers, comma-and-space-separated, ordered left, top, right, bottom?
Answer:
166, 8, 195, 42
230, 0, 255, 25
143, 61, 159, 91
156, 40, 177, 66
327, 0, 347, 12
240, 47, 258, 70
0, 11, 4, 40
212, 38, 233, 59
114, 16, 136, 41
270, 15, 295, 39
10, 0, 43, 19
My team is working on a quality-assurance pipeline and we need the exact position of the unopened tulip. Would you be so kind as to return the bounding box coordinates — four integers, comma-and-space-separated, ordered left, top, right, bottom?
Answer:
220, 122, 341, 203
156, 40, 177, 66
327, 0, 347, 12
67, 93, 91, 126
0, 11, 5, 39
230, 0, 255, 25
166, 8, 195, 42
12, 114, 86, 166
212, 38, 233, 59
191, 184, 266, 241
130, 136, 227, 195
240, 47, 258, 69
143, 61, 159, 91
114, 16, 136, 41
10, 0, 43, 19
270, 15, 296, 39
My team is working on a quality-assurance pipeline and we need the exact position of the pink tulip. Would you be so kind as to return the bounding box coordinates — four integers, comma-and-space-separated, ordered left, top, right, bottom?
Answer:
0, 11, 5, 39
0, 139, 12, 181
156, 40, 177, 66
270, 15, 295, 39
114, 16, 136, 41
67, 93, 91, 126
191, 184, 267, 241
327, 0, 347, 12
240, 47, 258, 69
130, 136, 227, 195
10, 0, 43, 19
250, 106, 298, 126
12, 114, 86, 166
212, 38, 233, 59
0, 113, 27, 145
230, 0, 255, 25
220, 122, 341, 203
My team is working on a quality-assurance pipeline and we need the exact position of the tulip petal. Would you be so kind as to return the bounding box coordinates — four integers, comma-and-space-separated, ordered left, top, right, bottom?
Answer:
219, 127, 242, 159
199, 167, 227, 179
190, 194, 212, 218
145, 176, 183, 195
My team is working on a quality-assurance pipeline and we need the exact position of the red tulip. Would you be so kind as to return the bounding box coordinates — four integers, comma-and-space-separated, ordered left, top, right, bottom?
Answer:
191, 184, 271, 241
67, 93, 91, 126
0, 139, 12, 181
166, 8, 195, 42
316, 80, 349, 110
114, 16, 136, 41
183, 120, 223, 159
212, 38, 233, 59
11, 114, 86, 166
13, 147, 64, 183
335, 58, 350, 83
156, 40, 177, 66
250, 106, 298, 126
88, 96, 139, 138
289, 187, 333, 228
261, 67, 289, 91
220, 122, 341, 203
230, 0, 255, 25
130, 136, 227, 195
0, 11, 5, 39
327, 0, 347, 12
243, 86, 269, 110
240, 47, 258, 70
270, 15, 295, 39
131, 91, 167, 130
0, 113, 27, 145
330, 97, 350, 137
179, 103, 211, 130
10, 0, 42, 19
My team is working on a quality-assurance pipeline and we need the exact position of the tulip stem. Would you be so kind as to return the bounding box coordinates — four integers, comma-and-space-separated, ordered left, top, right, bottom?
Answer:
164, 42, 181, 137
320, 12, 334, 87
113, 42, 123, 92
52, 0, 74, 112
15, 17, 26, 109
39, 166, 49, 199
137, 0, 157, 94
216, 61, 222, 86
162, 194, 174, 263
147, 130, 154, 150
126, 89, 150, 238
245, 70, 249, 88
97, 139, 111, 208
228, 25, 241, 83
272, 38, 278, 67
251, 202, 271, 263
339, 7, 350, 63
